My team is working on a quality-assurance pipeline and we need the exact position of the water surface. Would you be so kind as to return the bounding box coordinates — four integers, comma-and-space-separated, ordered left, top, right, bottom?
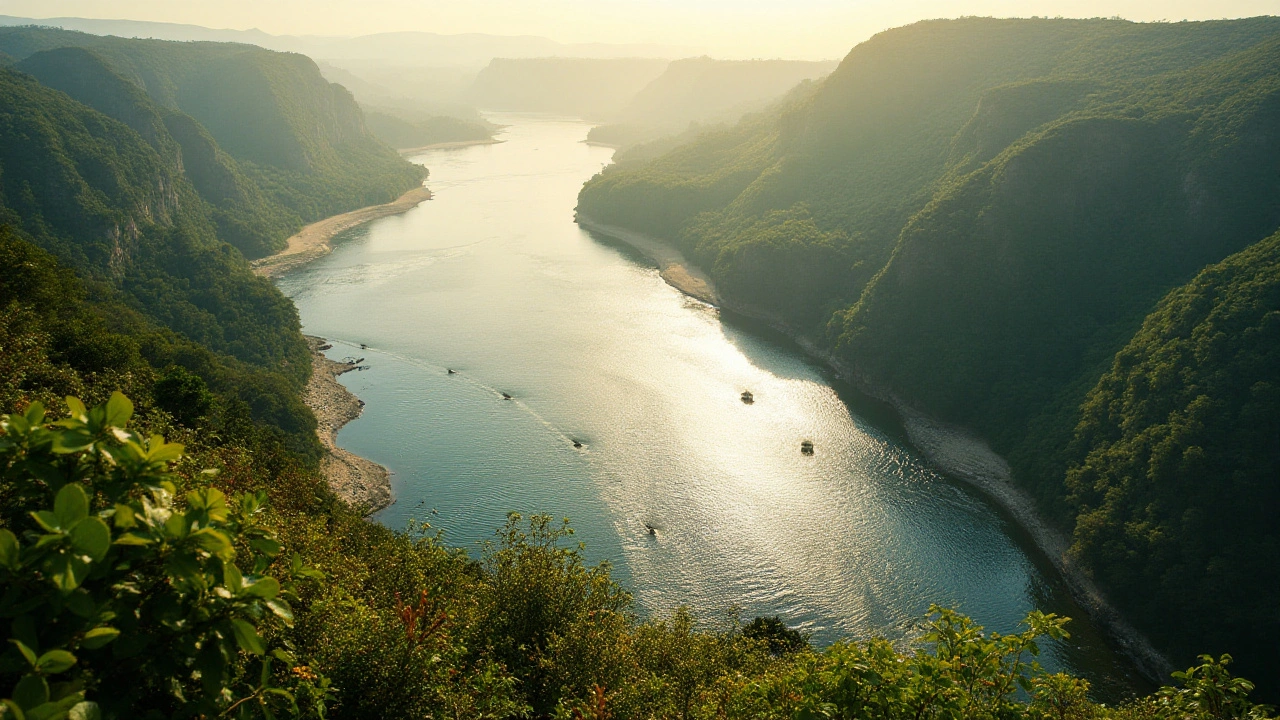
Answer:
276, 114, 1147, 699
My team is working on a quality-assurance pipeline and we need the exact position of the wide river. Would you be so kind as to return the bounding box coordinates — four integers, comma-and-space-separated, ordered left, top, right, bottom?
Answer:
277, 114, 1146, 698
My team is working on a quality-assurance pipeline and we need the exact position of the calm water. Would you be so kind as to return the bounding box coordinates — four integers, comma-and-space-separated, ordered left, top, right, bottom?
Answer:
276, 114, 1147, 699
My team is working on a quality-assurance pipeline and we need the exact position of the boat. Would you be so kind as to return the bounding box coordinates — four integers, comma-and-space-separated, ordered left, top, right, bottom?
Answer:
501, 392, 513, 400
801, 440, 815, 455
741, 390, 754, 404
643, 523, 657, 536
447, 368, 457, 374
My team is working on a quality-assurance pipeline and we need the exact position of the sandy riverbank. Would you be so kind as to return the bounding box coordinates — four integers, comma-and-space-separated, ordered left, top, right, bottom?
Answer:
576, 215, 719, 305
304, 335, 393, 513
574, 213, 1173, 684
399, 138, 504, 156
251, 186, 433, 278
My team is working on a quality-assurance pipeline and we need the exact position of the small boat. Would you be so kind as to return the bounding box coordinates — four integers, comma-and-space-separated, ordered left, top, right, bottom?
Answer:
644, 523, 657, 536
501, 392, 513, 400
447, 368, 457, 374
360, 343, 368, 349
801, 440, 815, 455
741, 390, 754, 404
572, 440, 583, 449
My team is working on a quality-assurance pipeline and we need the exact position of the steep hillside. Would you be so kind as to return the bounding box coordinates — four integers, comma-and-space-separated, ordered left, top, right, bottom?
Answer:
587, 57, 835, 148
577, 16, 1280, 687
0, 26, 425, 253
1065, 231, 1280, 677
469, 57, 669, 118
0, 64, 316, 445
15, 46, 296, 258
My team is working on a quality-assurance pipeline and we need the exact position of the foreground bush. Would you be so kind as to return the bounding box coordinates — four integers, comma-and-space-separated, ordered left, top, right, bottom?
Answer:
0, 395, 1274, 719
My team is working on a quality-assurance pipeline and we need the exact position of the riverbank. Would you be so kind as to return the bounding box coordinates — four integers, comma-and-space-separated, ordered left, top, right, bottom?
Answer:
399, 138, 504, 156
252, 186, 433, 278
574, 213, 1173, 685
304, 335, 393, 513
576, 215, 718, 305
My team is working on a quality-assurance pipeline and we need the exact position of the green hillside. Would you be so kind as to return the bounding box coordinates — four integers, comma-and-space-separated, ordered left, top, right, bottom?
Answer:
577, 16, 1280, 687
0, 26, 426, 257
1065, 231, 1280, 677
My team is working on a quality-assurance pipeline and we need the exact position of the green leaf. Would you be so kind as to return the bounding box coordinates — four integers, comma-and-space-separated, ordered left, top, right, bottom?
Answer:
146, 438, 183, 464
103, 393, 132, 428
9, 640, 37, 667
29, 512, 60, 533
162, 513, 188, 541
13, 675, 48, 711
243, 577, 280, 600
68, 519, 110, 563
249, 537, 282, 557
53, 486, 89, 529
223, 563, 244, 594
112, 532, 152, 547
80, 627, 119, 650
0, 529, 19, 569
229, 619, 265, 656
34, 650, 75, 675
189, 528, 232, 558
1, 699, 25, 720
50, 429, 93, 455
266, 599, 294, 625
43, 554, 90, 593
68, 701, 100, 720
63, 397, 86, 421
111, 504, 136, 530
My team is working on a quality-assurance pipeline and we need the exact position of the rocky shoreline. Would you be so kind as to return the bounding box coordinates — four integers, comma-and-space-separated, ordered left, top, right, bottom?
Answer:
575, 213, 1174, 685
304, 335, 393, 514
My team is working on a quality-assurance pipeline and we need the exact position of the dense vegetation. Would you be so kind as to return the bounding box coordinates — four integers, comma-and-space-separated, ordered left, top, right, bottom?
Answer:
577, 17, 1280, 691
0, 26, 425, 259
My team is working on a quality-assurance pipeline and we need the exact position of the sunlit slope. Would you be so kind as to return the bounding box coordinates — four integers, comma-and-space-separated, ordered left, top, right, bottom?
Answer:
578, 16, 1280, 685
0, 26, 425, 255
578, 18, 1280, 327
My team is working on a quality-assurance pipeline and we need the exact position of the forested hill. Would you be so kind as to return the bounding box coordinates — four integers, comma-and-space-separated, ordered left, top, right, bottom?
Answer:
0, 27, 423, 452
577, 16, 1280, 690
0, 26, 425, 259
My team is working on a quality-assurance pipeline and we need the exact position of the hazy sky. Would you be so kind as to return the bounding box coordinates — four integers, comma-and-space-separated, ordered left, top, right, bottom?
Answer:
2, 0, 1277, 59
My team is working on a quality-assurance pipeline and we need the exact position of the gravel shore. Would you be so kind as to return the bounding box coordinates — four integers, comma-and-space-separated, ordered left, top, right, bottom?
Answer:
304, 335, 392, 514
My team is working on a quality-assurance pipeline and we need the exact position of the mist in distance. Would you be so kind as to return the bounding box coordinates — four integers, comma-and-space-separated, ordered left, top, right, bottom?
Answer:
3, 0, 1277, 59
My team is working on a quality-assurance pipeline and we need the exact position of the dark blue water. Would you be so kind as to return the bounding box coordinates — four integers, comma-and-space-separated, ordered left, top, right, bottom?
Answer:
275, 114, 1146, 699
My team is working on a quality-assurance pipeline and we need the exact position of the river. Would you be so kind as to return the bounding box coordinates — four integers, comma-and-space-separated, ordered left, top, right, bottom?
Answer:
275, 113, 1147, 699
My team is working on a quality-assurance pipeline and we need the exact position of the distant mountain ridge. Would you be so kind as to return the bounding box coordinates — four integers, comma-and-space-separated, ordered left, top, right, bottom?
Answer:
0, 15, 695, 68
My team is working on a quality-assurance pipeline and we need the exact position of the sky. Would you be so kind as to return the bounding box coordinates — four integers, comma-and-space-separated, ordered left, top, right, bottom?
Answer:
1, 0, 1277, 59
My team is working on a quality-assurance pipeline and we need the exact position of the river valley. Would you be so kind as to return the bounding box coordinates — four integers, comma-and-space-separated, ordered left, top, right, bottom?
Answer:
275, 113, 1148, 700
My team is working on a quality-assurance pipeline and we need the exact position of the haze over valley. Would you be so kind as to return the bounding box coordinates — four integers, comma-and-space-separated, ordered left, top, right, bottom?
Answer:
0, 2, 1276, 718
